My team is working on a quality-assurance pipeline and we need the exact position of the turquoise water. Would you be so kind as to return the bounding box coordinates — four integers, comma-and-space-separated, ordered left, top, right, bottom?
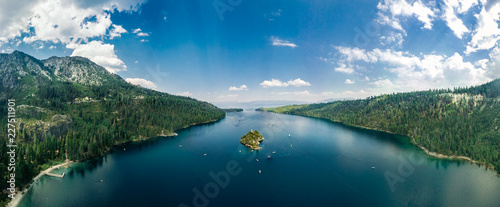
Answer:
19, 111, 500, 206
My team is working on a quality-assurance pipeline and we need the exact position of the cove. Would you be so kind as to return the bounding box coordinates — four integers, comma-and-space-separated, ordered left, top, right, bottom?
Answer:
18, 110, 500, 207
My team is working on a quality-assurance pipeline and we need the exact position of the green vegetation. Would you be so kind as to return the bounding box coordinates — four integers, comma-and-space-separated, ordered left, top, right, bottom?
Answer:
0, 51, 225, 200
240, 130, 264, 150
263, 79, 500, 172
223, 108, 243, 112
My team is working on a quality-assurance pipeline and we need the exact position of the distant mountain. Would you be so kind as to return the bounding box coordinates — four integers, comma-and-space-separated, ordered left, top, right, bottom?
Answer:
0, 51, 225, 188
214, 100, 310, 109
263, 79, 500, 173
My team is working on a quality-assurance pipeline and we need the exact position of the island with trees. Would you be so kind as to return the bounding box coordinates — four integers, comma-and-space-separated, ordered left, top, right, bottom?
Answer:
240, 130, 264, 150
261, 79, 500, 173
223, 108, 243, 112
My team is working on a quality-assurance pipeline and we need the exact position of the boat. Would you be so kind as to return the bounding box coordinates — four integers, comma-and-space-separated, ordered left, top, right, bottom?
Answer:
204, 153, 207, 156
372, 167, 376, 170
259, 170, 261, 173
179, 145, 182, 147
272, 151, 276, 154
256, 159, 259, 162
267, 156, 271, 159
288, 134, 291, 137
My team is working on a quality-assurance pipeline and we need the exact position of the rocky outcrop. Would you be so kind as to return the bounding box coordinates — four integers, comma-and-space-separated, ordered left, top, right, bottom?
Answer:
19, 113, 73, 141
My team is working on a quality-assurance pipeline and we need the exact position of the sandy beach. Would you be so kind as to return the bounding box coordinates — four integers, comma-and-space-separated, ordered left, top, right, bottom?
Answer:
6, 160, 73, 207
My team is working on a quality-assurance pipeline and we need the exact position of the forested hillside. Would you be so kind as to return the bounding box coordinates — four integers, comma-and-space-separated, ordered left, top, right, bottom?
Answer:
0, 51, 225, 197
262, 79, 500, 172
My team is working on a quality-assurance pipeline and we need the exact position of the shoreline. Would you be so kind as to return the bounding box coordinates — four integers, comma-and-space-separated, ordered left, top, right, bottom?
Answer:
6, 117, 225, 207
269, 111, 499, 175
7, 160, 73, 207
340, 122, 497, 174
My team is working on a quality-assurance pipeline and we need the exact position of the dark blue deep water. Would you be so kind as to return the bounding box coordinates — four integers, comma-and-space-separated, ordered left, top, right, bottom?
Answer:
19, 111, 500, 207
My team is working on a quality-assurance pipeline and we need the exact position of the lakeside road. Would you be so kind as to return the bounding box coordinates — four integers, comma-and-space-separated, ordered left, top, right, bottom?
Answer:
7, 160, 73, 207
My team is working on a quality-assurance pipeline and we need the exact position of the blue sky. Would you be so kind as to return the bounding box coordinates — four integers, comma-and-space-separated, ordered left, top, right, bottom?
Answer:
1, 0, 499, 103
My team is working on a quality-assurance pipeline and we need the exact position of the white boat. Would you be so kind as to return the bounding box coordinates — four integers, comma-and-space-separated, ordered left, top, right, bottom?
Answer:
372, 167, 376, 170
256, 159, 259, 162
259, 170, 261, 173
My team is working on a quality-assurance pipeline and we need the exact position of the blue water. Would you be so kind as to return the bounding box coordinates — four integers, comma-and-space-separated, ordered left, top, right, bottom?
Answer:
19, 111, 500, 206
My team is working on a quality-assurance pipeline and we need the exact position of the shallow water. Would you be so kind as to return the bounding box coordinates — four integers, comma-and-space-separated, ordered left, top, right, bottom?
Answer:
19, 110, 500, 207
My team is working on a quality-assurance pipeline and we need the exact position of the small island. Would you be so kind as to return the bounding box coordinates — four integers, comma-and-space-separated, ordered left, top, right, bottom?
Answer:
223, 108, 243, 112
240, 130, 264, 150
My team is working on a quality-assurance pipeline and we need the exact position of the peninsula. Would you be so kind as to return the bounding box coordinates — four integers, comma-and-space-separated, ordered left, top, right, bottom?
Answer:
240, 130, 264, 150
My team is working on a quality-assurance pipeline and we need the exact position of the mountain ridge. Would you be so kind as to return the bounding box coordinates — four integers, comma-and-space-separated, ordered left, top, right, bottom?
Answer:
262, 79, 500, 173
0, 51, 226, 195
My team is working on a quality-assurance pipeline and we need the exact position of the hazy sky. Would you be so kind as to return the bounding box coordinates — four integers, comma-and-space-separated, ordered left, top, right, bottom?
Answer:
1, 0, 499, 103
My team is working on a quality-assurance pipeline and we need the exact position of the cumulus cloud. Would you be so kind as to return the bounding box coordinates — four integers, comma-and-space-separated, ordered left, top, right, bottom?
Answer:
69, 40, 127, 73
260, 78, 311, 88
377, 0, 436, 33
229, 85, 248, 91
465, 3, 500, 53
109, 24, 127, 39
0, 0, 145, 74
334, 45, 492, 93
271, 36, 297, 48
441, 0, 473, 39
334, 63, 356, 74
380, 32, 404, 46
126, 78, 157, 89
176, 91, 193, 97
287, 78, 312, 87
344, 79, 355, 84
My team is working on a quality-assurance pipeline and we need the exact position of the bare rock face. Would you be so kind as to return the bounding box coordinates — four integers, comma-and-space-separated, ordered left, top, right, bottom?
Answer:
43, 56, 115, 86
19, 113, 73, 141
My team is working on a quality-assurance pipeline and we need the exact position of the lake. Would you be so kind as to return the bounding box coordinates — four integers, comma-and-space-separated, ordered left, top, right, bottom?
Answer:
19, 110, 500, 207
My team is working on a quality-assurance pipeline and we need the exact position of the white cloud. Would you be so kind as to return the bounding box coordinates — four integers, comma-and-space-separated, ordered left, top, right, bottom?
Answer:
109, 24, 127, 39
344, 79, 355, 84
334, 63, 356, 74
485, 46, 500, 79
260, 78, 311, 88
126, 78, 157, 89
0, 0, 145, 76
335, 45, 492, 93
466, 3, 500, 53
229, 85, 248, 91
380, 32, 404, 46
132, 28, 142, 33
271, 36, 297, 48
377, 0, 436, 33
441, 0, 476, 39
69, 40, 127, 73
335, 46, 377, 62
134, 60, 139, 64
49, 45, 56, 49
177, 91, 193, 97
136, 32, 149, 37
260, 79, 287, 87
12, 0, 143, 45
287, 78, 311, 87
